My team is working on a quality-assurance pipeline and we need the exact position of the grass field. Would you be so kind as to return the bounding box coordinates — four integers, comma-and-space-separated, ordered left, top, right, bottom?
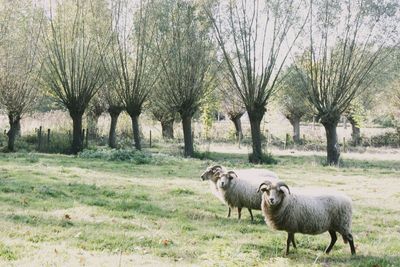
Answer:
0, 148, 399, 266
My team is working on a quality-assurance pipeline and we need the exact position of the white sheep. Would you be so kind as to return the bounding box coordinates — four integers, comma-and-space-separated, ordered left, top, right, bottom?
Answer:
201, 165, 232, 217
258, 180, 356, 255
217, 170, 278, 221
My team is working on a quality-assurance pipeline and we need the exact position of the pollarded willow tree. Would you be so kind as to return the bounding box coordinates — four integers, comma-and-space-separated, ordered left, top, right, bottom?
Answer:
41, 0, 109, 154
0, 1, 43, 151
102, 84, 125, 149
208, 0, 307, 163
298, 0, 400, 165
155, 0, 215, 157
220, 75, 246, 141
277, 65, 311, 144
106, 0, 157, 150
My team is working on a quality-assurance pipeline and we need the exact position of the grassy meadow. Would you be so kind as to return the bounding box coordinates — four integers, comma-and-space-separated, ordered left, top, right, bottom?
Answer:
0, 148, 399, 266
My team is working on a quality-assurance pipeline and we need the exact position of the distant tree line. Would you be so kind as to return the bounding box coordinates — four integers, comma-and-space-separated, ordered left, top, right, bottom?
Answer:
0, 0, 399, 166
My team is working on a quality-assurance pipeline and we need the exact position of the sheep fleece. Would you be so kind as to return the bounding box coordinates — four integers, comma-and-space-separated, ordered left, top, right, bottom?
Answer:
262, 193, 353, 235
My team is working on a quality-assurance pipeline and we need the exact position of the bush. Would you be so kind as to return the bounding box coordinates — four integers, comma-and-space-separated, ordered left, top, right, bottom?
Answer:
78, 148, 152, 164
363, 132, 400, 148
248, 153, 278, 165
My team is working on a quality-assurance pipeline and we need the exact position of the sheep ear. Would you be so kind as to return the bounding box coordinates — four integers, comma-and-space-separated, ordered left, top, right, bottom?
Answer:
257, 182, 271, 193
277, 182, 291, 195
227, 171, 237, 180
211, 165, 222, 173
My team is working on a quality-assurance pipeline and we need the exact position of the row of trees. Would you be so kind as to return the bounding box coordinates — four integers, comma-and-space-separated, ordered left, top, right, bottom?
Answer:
0, 0, 399, 165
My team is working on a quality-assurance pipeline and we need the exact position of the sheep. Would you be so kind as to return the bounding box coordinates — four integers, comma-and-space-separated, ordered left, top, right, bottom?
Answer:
257, 180, 356, 255
217, 170, 278, 221
200, 165, 233, 217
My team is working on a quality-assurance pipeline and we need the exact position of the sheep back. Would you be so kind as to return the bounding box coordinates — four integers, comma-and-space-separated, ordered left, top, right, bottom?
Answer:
262, 192, 352, 235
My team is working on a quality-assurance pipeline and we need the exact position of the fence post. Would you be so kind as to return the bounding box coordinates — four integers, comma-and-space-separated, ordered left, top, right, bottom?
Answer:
284, 133, 289, 150
85, 129, 89, 148
343, 137, 347, 153
47, 129, 51, 151
38, 126, 42, 151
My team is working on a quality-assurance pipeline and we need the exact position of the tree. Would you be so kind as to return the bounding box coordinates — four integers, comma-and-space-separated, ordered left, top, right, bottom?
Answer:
149, 82, 176, 140
278, 66, 310, 144
220, 77, 246, 141
155, 0, 215, 157
102, 84, 124, 148
208, 0, 307, 163
41, 0, 109, 154
0, 1, 43, 151
87, 94, 107, 140
107, 0, 157, 150
298, 0, 400, 165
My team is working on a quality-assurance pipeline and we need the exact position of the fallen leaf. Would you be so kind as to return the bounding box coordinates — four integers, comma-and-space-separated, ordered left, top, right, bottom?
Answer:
64, 214, 71, 220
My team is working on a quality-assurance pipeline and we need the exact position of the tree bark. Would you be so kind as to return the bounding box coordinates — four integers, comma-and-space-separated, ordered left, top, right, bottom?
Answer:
87, 114, 100, 140
248, 113, 263, 163
289, 117, 301, 144
161, 119, 174, 139
108, 110, 121, 149
130, 114, 142, 150
348, 118, 361, 146
6, 114, 21, 152
71, 114, 84, 154
230, 115, 243, 140
182, 115, 194, 157
322, 121, 340, 166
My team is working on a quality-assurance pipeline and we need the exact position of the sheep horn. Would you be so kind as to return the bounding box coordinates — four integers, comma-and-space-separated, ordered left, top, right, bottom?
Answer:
277, 182, 291, 195
257, 181, 272, 193
227, 171, 238, 179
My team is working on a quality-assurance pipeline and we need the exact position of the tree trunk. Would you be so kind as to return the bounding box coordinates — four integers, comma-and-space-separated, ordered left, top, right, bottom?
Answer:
161, 119, 174, 139
322, 121, 340, 166
182, 115, 194, 157
6, 114, 21, 152
108, 111, 121, 149
230, 115, 243, 140
289, 117, 301, 144
130, 114, 142, 150
248, 113, 263, 163
16, 119, 21, 137
348, 119, 361, 146
87, 114, 100, 140
71, 114, 84, 154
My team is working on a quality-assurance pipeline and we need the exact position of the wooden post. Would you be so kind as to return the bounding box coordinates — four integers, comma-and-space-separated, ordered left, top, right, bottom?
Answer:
47, 129, 51, 150
149, 130, 152, 148
85, 129, 89, 148
38, 126, 42, 151
284, 133, 289, 149
343, 137, 347, 153
303, 134, 306, 143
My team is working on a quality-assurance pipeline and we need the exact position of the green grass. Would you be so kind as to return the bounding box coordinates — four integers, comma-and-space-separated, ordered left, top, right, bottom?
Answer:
0, 150, 399, 266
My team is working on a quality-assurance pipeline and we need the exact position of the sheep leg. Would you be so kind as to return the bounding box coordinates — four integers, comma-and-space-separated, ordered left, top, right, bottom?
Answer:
237, 207, 242, 220
286, 233, 294, 255
291, 234, 297, 248
247, 208, 254, 221
325, 230, 337, 254
227, 207, 231, 218
347, 233, 356, 255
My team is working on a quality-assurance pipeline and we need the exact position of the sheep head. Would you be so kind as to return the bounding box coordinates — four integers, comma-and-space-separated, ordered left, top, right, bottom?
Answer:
258, 181, 291, 207
218, 171, 238, 189
201, 165, 225, 182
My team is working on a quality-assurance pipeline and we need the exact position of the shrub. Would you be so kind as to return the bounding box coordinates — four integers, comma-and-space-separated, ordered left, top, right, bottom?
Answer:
364, 132, 400, 148
78, 148, 152, 164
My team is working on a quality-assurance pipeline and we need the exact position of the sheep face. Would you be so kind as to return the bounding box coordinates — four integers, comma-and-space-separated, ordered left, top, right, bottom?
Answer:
218, 171, 238, 189
258, 181, 291, 207
201, 165, 223, 182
